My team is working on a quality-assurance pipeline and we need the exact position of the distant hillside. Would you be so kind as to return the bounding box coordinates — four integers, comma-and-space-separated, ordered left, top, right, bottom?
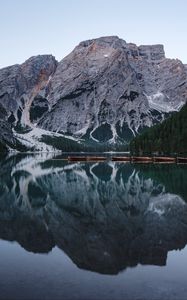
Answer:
130, 104, 187, 155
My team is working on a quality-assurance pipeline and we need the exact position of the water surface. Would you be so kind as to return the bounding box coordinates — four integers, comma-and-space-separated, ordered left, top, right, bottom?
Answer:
0, 153, 187, 300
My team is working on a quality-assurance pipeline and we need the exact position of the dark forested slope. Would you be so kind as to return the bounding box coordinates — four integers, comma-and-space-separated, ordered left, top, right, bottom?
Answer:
130, 104, 187, 155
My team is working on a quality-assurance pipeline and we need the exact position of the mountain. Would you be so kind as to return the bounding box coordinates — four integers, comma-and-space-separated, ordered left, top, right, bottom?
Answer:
38, 37, 187, 143
0, 103, 16, 151
0, 55, 57, 127
0, 36, 187, 151
130, 103, 187, 155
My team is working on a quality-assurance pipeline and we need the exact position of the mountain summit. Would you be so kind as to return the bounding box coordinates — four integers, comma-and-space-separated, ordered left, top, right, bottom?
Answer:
0, 36, 186, 150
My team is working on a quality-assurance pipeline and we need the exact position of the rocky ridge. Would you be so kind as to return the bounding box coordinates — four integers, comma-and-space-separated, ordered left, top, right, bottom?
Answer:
0, 55, 57, 127
0, 103, 16, 151
0, 36, 186, 150
39, 36, 187, 144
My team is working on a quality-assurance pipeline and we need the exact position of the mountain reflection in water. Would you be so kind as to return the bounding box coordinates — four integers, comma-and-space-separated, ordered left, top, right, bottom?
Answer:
0, 154, 187, 275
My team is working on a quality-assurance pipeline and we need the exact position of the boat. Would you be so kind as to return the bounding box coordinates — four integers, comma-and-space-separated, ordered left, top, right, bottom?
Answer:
86, 156, 107, 161
68, 156, 87, 161
132, 156, 153, 162
112, 157, 130, 161
153, 157, 176, 163
177, 157, 187, 163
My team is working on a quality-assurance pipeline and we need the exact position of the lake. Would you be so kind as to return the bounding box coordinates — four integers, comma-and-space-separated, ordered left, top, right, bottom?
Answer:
0, 153, 187, 300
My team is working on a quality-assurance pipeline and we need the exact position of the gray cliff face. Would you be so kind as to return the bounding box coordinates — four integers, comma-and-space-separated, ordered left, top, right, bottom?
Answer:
0, 103, 16, 150
38, 36, 187, 143
0, 36, 187, 149
0, 55, 57, 128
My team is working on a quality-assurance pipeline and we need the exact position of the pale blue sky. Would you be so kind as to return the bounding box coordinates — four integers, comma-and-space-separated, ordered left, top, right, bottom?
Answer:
0, 0, 186, 68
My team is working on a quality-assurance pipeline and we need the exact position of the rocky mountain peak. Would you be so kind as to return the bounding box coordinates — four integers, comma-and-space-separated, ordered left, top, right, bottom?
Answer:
78, 35, 127, 49
0, 54, 58, 128
121, 42, 166, 62
38, 36, 187, 143
21, 55, 57, 81
138, 44, 165, 61
0, 36, 187, 150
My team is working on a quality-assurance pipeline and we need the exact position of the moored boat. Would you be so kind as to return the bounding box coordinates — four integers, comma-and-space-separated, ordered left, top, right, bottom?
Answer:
153, 157, 176, 163
177, 157, 187, 163
68, 156, 87, 161
132, 156, 153, 162
112, 157, 130, 161
87, 156, 107, 161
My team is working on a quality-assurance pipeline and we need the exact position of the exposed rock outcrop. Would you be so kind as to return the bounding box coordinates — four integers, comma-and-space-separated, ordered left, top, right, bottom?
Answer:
0, 36, 187, 150
0, 55, 57, 128
0, 103, 16, 151
38, 36, 187, 143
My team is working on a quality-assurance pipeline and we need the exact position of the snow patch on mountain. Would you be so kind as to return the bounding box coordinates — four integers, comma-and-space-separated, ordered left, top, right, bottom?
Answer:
146, 92, 185, 113
14, 127, 79, 152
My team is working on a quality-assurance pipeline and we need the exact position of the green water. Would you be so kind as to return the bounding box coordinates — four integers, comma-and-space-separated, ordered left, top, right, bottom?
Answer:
0, 153, 187, 300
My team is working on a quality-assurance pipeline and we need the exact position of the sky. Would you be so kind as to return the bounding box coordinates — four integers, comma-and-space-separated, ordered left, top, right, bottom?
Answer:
0, 0, 187, 68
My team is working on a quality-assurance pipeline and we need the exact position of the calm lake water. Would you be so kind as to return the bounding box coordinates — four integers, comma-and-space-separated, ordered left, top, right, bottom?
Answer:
0, 153, 187, 300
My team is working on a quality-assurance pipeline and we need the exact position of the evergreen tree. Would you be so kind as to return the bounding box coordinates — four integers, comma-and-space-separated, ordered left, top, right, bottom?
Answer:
130, 104, 187, 156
